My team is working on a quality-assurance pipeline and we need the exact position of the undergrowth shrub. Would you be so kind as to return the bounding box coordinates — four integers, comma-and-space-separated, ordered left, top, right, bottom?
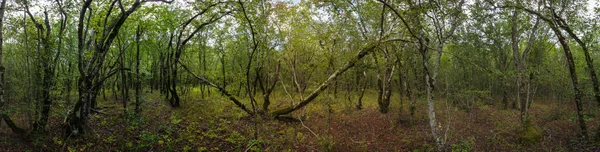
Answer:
318, 135, 335, 152
451, 136, 475, 152
517, 120, 542, 145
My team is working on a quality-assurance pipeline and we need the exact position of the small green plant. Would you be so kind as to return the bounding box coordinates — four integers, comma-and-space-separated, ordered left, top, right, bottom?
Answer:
318, 135, 335, 152
137, 131, 159, 150
451, 136, 475, 152
183, 145, 192, 152
52, 137, 63, 145
197, 147, 208, 152
517, 120, 542, 145
170, 115, 182, 125
225, 131, 246, 145
246, 139, 262, 152
103, 135, 116, 144
296, 132, 306, 142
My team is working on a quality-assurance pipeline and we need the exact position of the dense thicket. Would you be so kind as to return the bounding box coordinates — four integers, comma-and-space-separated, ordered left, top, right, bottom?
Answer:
1, 0, 600, 151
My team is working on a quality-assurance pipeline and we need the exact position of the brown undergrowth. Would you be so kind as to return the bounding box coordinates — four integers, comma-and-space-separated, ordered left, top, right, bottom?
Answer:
1, 89, 600, 151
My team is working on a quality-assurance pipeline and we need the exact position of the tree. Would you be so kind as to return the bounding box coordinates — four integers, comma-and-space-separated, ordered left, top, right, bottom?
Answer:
66, 0, 173, 136
510, 7, 540, 128
378, 0, 465, 150
0, 0, 25, 135
165, 1, 228, 108
497, 0, 591, 140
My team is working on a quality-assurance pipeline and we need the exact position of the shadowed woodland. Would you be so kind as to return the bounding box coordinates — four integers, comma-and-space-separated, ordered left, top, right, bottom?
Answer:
2, 0, 600, 151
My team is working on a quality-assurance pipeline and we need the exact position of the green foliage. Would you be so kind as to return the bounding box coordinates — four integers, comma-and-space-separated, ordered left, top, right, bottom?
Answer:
451, 136, 476, 152
137, 131, 159, 150
2, 0, 600, 151
245, 139, 263, 152
318, 135, 335, 152
225, 131, 246, 145
517, 120, 542, 145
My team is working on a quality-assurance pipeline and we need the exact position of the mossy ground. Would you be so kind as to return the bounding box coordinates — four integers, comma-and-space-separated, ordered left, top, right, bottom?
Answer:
1, 88, 600, 151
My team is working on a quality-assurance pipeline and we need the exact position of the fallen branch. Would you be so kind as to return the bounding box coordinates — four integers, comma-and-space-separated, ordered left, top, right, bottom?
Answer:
299, 115, 319, 138
271, 42, 380, 117
178, 60, 254, 116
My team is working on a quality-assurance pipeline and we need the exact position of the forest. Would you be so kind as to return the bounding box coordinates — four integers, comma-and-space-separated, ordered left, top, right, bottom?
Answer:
1, 0, 600, 151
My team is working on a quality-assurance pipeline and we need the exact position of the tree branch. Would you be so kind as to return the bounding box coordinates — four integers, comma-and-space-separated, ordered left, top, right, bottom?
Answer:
178, 60, 255, 116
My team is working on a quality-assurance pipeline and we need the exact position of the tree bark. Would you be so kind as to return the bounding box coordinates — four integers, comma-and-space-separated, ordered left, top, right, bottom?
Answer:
260, 62, 280, 112
119, 37, 129, 116
135, 25, 142, 115
550, 19, 588, 140
356, 71, 367, 110
511, 9, 540, 126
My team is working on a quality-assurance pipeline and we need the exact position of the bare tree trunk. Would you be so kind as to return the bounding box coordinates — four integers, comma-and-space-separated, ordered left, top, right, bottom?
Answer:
511, 10, 540, 126
396, 56, 404, 115
407, 61, 416, 117
382, 63, 395, 114
135, 25, 142, 115
119, 38, 129, 116
549, 11, 600, 107
549, 19, 588, 139
356, 71, 367, 110
422, 46, 442, 151
260, 62, 280, 112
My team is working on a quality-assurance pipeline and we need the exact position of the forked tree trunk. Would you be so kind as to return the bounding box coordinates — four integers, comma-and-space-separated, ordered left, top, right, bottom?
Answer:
259, 62, 280, 112
515, 6, 589, 140
510, 10, 540, 126
67, 0, 150, 135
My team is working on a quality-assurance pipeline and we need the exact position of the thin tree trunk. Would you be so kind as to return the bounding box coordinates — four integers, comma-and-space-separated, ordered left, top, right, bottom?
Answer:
356, 71, 367, 110
135, 25, 142, 115
119, 39, 129, 116
261, 62, 280, 112
550, 20, 588, 139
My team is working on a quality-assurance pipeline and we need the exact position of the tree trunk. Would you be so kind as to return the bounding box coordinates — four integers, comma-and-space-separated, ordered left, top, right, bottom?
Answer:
119, 41, 129, 116
67, 0, 144, 135
261, 62, 280, 112
511, 10, 526, 125
550, 21, 588, 139
24, 1, 65, 133
511, 9, 540, 126
551, 11, 600, 107
135, 25, 142, 115
356, 71, 367, 110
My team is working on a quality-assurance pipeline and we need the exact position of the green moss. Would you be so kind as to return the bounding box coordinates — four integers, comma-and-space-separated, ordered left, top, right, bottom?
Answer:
517, 120, 542, 144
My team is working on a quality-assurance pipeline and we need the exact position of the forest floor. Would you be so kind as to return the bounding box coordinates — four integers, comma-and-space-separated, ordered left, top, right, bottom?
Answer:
2, 89, 600, 151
